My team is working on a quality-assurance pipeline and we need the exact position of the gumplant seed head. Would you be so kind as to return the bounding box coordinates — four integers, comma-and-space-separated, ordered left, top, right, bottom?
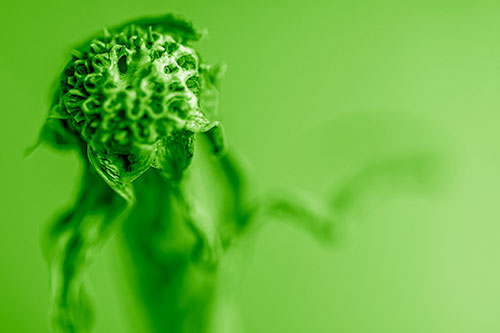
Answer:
61, 26, 201, 149
43, 15, 225, 199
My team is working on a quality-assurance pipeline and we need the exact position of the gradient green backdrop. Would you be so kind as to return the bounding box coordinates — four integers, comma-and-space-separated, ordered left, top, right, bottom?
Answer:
1, 0, 500, 332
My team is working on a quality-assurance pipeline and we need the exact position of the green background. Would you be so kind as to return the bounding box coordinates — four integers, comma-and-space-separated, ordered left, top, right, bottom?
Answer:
1, 0, 500, 332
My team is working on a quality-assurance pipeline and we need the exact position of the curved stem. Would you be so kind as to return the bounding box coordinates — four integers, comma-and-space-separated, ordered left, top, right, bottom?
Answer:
45, 164, 130, 332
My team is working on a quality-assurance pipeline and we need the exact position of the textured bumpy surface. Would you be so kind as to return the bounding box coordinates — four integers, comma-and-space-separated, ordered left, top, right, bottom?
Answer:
43, 16, 225, 199
58, 25, 203, 151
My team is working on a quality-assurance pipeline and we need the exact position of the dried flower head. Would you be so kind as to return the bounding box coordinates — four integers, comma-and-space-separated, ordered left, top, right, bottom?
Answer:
42, 14, 226, 200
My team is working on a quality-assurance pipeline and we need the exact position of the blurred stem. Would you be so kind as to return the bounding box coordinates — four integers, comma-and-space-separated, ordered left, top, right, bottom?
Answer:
45, 161, 130, 332
119, 151, 336, 332
121, 170, 217, 333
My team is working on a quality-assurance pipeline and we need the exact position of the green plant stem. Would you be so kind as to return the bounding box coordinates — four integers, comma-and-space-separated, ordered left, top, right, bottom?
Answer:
122, 170, 217, 333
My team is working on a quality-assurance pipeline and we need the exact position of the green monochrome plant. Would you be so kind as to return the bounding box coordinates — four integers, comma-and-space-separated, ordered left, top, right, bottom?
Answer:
36, 14, 440, 333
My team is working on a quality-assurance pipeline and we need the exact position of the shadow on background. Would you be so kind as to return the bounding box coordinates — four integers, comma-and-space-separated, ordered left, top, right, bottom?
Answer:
1, 0, 499, 332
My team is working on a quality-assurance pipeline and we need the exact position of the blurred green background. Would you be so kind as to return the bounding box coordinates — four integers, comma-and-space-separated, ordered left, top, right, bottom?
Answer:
1, 0, 500, 332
